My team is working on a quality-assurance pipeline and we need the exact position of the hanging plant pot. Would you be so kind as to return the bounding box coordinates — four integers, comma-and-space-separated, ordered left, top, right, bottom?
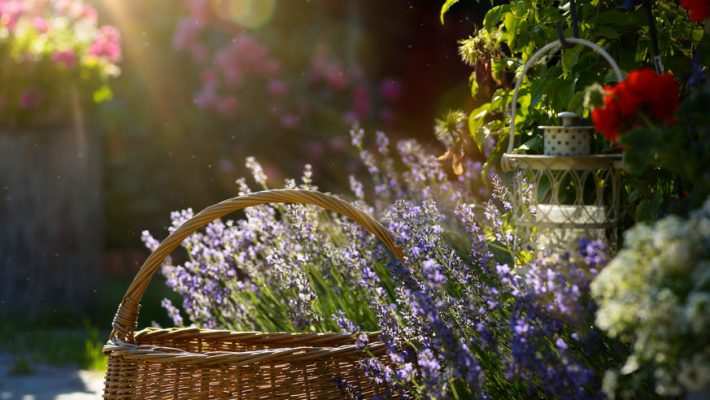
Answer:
541, 111, 593, 156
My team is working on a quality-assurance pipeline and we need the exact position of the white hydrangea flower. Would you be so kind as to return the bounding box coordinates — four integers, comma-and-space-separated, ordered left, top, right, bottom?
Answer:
592, 198, 710, 397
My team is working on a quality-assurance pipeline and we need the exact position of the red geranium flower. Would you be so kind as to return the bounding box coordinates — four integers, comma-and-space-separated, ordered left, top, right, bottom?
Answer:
680, 0, 710, 23
591, 68, 679, 144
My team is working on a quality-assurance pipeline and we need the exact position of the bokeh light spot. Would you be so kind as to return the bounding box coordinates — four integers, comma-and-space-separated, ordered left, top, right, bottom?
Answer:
213, 0, 276, 29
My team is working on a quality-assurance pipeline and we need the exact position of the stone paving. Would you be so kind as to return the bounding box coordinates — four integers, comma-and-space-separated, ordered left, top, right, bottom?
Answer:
0, 355, 102, 400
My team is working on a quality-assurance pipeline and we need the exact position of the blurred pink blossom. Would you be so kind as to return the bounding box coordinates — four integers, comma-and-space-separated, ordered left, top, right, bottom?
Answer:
329, 136, 347, 152
354, 84, 371, 119
0, 0, 24, 30
325, 64, 348, 90
216, 95, 238, 115
264, 60, 280, 75
267, 79, 288, 96
202, 67, 219, 86
380, 79, 402, 102
173, 18, 202, 52
222, 67, 242, 88
88, 26, 122, 63
19, 88, 42, 109
194, 86, 218, 109
380, 108, 395, 125
54, 0, 84, 19
280, 114, 299, 129
33, 17, 49, 33
342, 111, 359, 126
81, 4, 96, 21
186, 0, 211, 25
306, 141, 325, 159
351, 65, 365, 80
189, 43, 208, 63
51, 49, 76, 68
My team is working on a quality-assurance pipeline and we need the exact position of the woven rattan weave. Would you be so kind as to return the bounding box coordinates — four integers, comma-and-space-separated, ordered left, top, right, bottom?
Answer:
103, 189, 405, 399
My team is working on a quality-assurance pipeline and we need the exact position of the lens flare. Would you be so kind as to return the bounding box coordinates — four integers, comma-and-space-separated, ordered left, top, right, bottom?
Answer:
212, 0, 276, 29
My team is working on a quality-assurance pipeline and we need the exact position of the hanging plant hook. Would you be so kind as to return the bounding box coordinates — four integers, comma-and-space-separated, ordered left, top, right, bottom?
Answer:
570, 0, 580, 38
642, 0, 664, 73
556, 0, 580, 48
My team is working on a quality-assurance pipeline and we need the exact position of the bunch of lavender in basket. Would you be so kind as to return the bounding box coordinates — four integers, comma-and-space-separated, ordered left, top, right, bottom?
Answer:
143, 129, 635, 399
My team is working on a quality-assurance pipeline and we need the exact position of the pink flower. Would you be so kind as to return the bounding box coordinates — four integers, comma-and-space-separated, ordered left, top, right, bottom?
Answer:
342, 111, 359, 126
202, 67, 219, 86
380, 108, 395, 125
51, 49, 76, 68
280, 114, 299, 129
194, 86, 218, 109
19, 88, 42, 109
173, 18, 201, 52
0, 0, 24, 30
33, 17, 49, 34
329, 136, 347, 152
264, 60, 280, 75
306, 141, 325, 159
216, 96, 238, 115
81, 4, 97, 21
380, 79, 402, 102
54, 0, 84, 19
325, 63, 348, 90
189, 43, 208, 63
186, 0, 211, 25
222, 67, 242, 88
354, 84, 371, 119
267, 79, 288, 96
88, 26, 122, 63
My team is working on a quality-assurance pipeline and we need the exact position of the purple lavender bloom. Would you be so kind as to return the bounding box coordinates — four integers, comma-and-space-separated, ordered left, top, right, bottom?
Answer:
144, 128, 616, 400
161, 298, 184, 327
375, 131, 390, 155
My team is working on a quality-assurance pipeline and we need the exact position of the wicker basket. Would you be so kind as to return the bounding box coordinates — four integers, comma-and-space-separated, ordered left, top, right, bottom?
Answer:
103, 189, 405, 399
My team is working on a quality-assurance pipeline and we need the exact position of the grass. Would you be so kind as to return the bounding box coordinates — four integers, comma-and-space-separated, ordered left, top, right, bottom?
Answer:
0, 321, 108, 371
0, 274, 182, 372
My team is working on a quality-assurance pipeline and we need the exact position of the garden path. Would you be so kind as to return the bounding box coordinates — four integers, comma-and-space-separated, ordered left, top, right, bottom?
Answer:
0, 354, 102, 399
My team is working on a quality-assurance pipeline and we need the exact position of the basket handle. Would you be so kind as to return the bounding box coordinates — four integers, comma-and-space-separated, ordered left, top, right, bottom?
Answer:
110, 189, 406, 342
501, 38, 624, 171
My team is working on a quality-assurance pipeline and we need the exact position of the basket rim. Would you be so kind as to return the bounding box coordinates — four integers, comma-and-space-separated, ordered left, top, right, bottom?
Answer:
132, 326, 382, 344
104, 335, 386, 367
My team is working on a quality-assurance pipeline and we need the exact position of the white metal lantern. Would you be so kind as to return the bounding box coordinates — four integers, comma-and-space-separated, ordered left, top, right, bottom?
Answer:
501, 38, 625, 260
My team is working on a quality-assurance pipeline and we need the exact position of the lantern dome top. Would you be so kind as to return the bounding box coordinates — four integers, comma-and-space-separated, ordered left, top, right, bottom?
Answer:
538, 111, 593, 131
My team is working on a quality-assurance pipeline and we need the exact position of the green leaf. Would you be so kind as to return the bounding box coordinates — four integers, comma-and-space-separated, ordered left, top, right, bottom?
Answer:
561, 45, 583, 76
469, 72, 479, 98
511, 1, 527, 17
93, 85, 113, 103
468, 104, 490, 152
529, 80, 553, 110
595, 26, 621, 40
440, 0, 460, 24
551, 76, 577, 109
619, 127, 662, 174
635, 195, 662, 223
568, 91, 585, 116
503, 13, 520, 47
483, 5, 510, 31
592, 10, 644, 26
518, 135, 543, 153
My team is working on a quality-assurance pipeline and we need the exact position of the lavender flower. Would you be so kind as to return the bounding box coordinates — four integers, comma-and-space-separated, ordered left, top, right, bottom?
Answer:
144, 128, 619, 399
